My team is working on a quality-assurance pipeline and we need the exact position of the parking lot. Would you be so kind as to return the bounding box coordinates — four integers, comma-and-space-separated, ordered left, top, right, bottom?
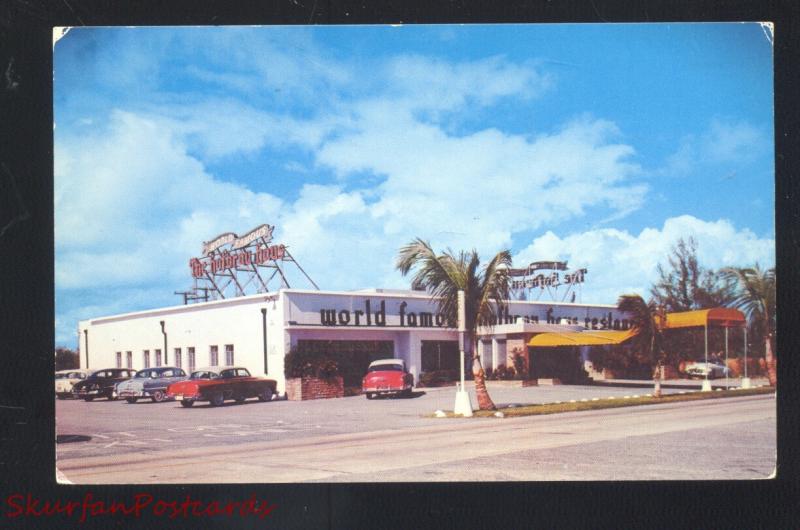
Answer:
57, 381, 723, 461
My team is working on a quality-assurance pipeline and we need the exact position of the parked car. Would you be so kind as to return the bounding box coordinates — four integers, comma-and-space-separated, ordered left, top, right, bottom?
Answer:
362, 359, 414, 399
684, 359, 730, 379
115, 366, 189, 403
165, 366, 277, 407
55, 369, 91, 399
72, 368, 137, 401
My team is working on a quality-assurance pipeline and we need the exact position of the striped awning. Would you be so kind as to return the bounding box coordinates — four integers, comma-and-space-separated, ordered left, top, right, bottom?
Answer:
528, 328, 638, 347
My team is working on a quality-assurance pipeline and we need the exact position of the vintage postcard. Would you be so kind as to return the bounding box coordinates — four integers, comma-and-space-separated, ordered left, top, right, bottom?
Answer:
54, 24, 775, 483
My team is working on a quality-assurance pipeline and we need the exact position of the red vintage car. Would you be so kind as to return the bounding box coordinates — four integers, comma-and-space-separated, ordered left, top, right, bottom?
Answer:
362, 359, 414, 399
166, 366, 277, 407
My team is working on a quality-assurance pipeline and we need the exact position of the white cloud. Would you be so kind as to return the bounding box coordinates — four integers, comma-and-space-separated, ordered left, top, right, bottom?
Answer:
513, 215, 775, 304
703, 118, 765, 164
384, 54, 551, 114
55, 110, 284, 289
657, 118, 767, 177
317, 109, 645, 258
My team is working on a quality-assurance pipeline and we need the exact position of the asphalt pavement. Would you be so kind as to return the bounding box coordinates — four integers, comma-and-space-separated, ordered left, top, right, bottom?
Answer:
57, 394, 775, 483
57, 381, 732, 460
55, 378, 776, 483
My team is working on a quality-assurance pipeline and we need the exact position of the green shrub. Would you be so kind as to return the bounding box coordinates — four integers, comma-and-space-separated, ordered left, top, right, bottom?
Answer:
494, 364, 518, 380
284, 348, 340, 380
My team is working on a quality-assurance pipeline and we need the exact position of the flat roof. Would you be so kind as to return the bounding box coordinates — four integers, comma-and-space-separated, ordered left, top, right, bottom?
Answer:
80, 287, 618, 327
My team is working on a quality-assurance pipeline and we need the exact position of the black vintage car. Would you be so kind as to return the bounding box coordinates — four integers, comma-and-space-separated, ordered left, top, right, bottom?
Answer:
72, 368, 136, 401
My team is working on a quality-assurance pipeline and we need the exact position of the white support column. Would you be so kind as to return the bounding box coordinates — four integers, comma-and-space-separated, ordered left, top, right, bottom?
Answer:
702, 324, 712, 392
491, 339, 500, 371
408, 334, 421, 385
724, 326, 729, 390
742, 326, 751, 389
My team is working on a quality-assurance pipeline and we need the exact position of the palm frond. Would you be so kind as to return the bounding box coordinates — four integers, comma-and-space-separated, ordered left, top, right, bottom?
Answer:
396, 240, 513, 340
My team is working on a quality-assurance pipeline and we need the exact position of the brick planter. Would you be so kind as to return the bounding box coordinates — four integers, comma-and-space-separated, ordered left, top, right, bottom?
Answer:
286, 376, 344, 401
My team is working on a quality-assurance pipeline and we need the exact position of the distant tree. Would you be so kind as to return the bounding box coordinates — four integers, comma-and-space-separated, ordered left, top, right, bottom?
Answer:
650, 237, 734, 312
55, 347, 79, 371
721, 264, 776, 386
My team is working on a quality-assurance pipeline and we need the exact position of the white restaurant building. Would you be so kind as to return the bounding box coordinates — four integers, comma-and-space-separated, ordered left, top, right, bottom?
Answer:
78, 287, 634, 394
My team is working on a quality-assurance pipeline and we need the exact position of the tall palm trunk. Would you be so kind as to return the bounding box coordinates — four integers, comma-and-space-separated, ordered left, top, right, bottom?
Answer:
471, 352, 496, 410
765, 334, 777, 386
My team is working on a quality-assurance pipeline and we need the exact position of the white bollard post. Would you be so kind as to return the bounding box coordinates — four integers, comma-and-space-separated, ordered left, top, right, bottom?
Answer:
454, 382, 473, 417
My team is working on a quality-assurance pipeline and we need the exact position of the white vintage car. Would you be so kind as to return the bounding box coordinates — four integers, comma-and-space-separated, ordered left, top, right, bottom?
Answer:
684, 360, 730, 379
55, 369, 91, 399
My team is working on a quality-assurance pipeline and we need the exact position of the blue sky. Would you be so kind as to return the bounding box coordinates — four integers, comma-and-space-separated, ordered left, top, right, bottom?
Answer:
54, 24, 775, 347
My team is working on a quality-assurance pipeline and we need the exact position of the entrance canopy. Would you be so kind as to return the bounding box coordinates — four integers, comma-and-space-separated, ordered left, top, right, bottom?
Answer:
528, 328, 637, 347
659, 308, 746, 329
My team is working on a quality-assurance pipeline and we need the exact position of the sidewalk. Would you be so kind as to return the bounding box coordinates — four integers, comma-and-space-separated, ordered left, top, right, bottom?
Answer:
590, 377, 770, 390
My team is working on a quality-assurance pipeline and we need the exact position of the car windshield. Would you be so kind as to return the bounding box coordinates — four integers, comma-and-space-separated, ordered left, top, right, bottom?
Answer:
369, 364, 403, 372
191, 371, 218, 379
135, 371, 151, 378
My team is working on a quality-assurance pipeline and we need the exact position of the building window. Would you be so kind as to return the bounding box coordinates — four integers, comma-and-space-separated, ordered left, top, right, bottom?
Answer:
188, 347, 195, 373
225, 344, 234, 366
174, 348, 182, 369
115, 352, 122, 368
155, 349, 162, 367
421, 341, 460, 372
143, 350, 150, 368
125, 351, 132, 368
209, 345, 218, 366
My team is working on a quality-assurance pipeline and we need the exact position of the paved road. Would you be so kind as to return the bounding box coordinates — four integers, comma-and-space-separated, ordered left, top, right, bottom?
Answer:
57, 392, 775, 483
55, 382, 710, 460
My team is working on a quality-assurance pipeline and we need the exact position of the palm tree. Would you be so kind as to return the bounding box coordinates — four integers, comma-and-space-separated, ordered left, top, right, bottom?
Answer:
721, 265, 776, 386
396, 238, 512, 411
617, 294, 664, 397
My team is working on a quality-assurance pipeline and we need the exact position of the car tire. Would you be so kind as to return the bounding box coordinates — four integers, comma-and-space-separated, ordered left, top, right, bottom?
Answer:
180, 400, 194, 408
151, 390, 166, 403
125, 397, 138, 404
209, 392, 225, 407
402, 387, 412, 398
258, 387, 274, 402
366, 393, 374, 400
57, 394, 66, 400
84, 396, 94, 402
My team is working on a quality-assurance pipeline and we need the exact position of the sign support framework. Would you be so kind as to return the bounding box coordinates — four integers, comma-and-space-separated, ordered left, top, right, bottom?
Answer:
175, 224, 319, 304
